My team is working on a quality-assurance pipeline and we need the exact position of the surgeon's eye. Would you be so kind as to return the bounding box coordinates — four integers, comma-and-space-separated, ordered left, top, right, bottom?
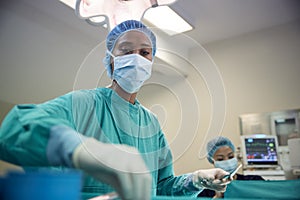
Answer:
141, 49, 151, 55
216, 158, 224, 161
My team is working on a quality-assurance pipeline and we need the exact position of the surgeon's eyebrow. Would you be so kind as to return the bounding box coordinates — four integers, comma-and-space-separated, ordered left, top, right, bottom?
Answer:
140, 43, 152, 48
116, 44, 151, 54
118, 41, 151, 48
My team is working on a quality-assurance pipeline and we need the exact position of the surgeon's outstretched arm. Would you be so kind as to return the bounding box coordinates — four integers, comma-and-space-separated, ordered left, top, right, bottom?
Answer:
48, 125, 152, 200
72, 137, 152, 200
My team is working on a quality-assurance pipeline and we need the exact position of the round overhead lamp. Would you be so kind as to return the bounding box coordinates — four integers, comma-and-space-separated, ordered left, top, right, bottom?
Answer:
75, 0, 177, 30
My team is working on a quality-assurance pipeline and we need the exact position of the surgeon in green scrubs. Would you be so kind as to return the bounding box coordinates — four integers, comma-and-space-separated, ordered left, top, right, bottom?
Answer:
0, 20, 230, 200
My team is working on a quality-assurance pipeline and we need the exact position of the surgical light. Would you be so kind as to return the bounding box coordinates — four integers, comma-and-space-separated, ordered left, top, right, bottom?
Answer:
143, 5, 193, 35
59, 0, 193, 35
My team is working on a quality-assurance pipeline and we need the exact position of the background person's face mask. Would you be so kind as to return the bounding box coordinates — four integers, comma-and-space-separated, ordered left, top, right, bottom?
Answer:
213, 157, 238, 173
111, 52, 153, 93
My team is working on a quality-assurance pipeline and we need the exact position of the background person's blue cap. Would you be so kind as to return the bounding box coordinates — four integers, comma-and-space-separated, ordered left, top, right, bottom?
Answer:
206, 136, 235, 163
103, 20, 157, 79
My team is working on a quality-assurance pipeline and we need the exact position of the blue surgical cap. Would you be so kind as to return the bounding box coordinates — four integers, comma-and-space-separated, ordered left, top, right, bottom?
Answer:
103, 20, 157, 78
206, 136, 235, 164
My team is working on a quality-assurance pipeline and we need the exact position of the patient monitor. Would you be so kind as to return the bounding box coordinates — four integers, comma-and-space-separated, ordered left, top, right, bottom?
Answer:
240, 134, 287, 180
240, 134, 280, 169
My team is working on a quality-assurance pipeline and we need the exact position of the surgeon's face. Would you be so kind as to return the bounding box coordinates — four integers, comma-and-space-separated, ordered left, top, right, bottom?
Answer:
111, 30, 153, 72
213, 146, 235, 162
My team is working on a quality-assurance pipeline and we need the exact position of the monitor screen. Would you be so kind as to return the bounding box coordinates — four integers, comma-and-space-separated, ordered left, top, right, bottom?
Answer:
241, 135, 279, 168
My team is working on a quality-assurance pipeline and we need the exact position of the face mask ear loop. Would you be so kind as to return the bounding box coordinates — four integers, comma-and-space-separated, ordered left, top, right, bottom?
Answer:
107, 50, 115, 78
105, 50, 117, 80
107, 50, 115, 59
211, 158, 216, 164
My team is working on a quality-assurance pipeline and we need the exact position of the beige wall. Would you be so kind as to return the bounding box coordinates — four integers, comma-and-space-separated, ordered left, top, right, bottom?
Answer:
201, 20, 300, 144
139, 19, 300, 174
186, 20, 300, 173
0, 100, 14, 124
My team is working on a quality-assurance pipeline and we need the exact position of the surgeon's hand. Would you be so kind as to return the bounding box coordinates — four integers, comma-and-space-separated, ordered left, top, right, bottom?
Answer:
192, 168, 231, 192
72, 138, 152, 200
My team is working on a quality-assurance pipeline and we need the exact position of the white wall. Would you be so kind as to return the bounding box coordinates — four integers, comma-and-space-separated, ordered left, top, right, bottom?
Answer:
139, 19, 300, 174
0, 0, 107, 106
201, 19, 300, 147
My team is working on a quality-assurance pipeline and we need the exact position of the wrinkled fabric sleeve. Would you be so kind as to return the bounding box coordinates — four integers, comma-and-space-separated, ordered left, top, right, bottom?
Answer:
156, 132, 202, 196
0, 91, 81, 167
48, 125, 86, 167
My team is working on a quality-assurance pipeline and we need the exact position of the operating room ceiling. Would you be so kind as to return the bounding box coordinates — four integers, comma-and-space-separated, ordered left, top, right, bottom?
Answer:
5, 0, 300, 45
0, 0, 300, 104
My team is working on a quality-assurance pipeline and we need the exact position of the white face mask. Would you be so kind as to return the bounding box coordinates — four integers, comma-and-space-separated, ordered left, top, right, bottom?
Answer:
214, 157, 238, 173
109, 52, 153, 93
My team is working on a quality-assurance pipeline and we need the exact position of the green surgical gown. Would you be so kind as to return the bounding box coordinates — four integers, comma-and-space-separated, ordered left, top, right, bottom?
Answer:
0, 88, 200, 197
